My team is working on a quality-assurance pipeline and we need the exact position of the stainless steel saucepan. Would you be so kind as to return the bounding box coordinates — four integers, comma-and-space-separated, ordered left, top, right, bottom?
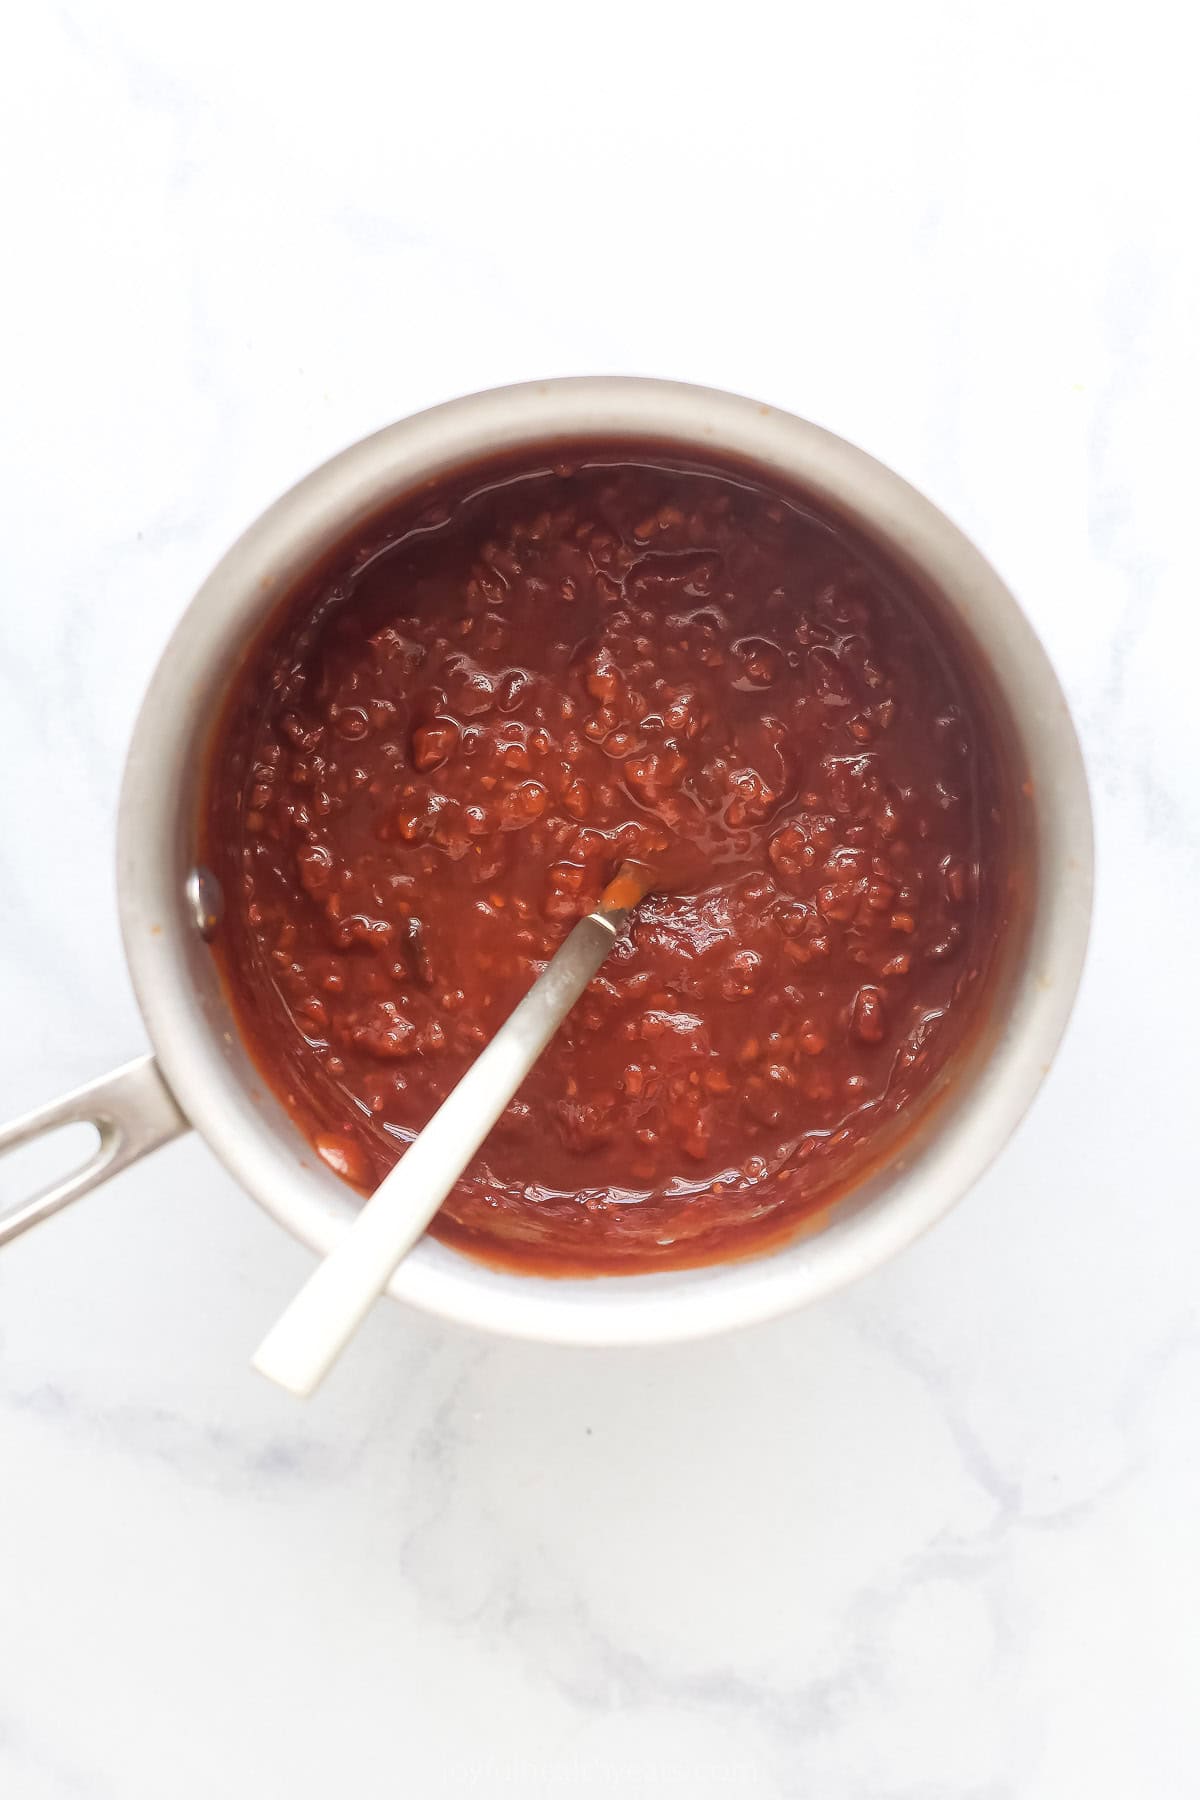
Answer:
0, 378, 1093, 1345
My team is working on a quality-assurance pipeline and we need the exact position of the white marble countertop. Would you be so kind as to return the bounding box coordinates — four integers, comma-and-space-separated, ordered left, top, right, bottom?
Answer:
2, 5, 1195, 1796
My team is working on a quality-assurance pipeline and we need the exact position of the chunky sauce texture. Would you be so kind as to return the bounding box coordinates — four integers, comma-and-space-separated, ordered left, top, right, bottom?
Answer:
207, 448, 1004, 1272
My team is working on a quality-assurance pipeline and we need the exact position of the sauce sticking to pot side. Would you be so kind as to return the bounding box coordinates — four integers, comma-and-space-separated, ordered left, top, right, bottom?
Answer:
205, 446, 1008, 1274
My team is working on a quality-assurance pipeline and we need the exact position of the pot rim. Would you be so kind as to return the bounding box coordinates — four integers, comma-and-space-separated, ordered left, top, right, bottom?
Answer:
116, 376, 1093, 1346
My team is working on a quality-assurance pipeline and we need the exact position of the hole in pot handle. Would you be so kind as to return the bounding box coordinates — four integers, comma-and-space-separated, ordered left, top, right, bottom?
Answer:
0, 1056, 188, 1246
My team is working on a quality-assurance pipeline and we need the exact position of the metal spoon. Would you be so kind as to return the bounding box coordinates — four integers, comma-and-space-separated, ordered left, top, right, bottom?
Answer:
252, 862, 653, 1396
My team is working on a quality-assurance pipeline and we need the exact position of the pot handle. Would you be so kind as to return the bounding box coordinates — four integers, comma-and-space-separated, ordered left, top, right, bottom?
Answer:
0, 1055, 189, 1246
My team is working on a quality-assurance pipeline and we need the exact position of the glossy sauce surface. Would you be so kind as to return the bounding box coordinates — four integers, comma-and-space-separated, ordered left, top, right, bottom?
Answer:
207, 448, 1004, 1272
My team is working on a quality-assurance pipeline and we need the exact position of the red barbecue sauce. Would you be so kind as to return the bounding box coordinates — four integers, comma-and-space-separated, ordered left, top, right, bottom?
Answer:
205, 446, 1006, 1273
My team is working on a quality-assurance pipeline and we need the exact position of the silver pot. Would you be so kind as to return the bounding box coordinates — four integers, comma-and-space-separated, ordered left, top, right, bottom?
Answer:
0, 379, 1093, 1345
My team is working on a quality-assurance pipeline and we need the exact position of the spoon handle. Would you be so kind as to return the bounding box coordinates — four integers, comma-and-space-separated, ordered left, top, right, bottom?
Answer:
252, 892, 639, 1397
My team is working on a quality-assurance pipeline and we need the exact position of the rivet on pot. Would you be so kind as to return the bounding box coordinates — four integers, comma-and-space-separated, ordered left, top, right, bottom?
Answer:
186, 866, 224, 941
